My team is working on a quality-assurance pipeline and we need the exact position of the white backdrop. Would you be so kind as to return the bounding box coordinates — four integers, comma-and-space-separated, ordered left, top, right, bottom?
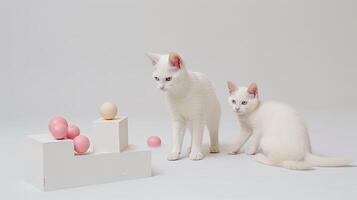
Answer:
2, 0, 357, 124
1, 0, 357, 199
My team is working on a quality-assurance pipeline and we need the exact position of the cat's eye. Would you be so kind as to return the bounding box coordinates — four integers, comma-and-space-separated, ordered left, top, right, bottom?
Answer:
241, 101, 248, 105
232, 100, 236, 104
154, 77, 160, 81
165, 77, 172, 81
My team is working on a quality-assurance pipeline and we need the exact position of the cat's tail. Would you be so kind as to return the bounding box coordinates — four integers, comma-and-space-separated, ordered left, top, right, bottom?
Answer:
305, 153, 352, 167
280, 160, 313, 170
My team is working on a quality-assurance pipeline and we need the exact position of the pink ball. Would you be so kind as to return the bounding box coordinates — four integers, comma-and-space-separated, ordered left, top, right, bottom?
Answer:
147, 136, 161, 147
67, 124, 80, 139
50, 124, 68, 140
73, 135, 90, 153
49, 116, 68, 133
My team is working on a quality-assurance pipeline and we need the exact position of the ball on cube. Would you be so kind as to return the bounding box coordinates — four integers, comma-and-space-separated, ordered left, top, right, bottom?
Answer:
73, 135, 90, 154
100, 102, 118, 120
48, 116, 68, 133
67, 124, 80, 139
147, 136, 161, 147
50, 123, 68, 140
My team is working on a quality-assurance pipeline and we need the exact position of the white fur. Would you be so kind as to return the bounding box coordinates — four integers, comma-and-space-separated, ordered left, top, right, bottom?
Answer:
227, 82, 352, 170
147, 53, 220, 161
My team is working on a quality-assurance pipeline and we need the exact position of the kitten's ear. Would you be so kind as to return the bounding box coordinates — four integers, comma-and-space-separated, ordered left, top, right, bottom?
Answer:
248, 83, 258, 97
169, 52, 182, 69
227, 81, 237, 94
146, 53, 160, 66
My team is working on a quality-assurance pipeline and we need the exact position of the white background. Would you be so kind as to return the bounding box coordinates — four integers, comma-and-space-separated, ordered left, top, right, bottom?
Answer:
1, 0, 357, 199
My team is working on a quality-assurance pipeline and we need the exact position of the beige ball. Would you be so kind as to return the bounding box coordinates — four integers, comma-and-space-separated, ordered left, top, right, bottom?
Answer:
100, 102, 118, 120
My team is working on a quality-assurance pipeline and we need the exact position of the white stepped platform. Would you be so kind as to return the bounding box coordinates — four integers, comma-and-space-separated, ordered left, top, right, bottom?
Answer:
92, 117, 128, 153
24, 134, 151, 191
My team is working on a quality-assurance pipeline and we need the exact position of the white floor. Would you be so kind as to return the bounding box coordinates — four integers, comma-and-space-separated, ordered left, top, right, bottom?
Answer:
2, 111, 357, 200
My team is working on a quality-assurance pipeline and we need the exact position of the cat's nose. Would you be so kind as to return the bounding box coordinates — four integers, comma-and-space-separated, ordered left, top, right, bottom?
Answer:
235, 108, 240, 112
160, 86, 165, 90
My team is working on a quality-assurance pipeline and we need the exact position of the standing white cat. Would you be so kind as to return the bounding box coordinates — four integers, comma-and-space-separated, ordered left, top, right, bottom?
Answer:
146, 52, 220, 161
227, 81, 352, 170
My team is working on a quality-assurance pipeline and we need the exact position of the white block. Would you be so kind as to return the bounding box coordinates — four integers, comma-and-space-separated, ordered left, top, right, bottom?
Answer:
92, 117, 128, 153
24, 134, 151, 191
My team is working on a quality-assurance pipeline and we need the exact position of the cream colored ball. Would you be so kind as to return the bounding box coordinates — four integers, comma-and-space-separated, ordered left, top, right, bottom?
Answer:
100, 102, 118, 120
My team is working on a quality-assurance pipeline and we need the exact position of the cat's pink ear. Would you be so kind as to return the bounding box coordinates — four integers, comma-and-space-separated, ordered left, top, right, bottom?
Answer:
169, 52, 182, 69
248, 83, 258, 97
146, 53, 160, 66
227, 81, 237, 94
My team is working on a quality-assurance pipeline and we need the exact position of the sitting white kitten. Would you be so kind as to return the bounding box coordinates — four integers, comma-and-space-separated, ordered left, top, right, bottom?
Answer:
146, 52, 221, 161
227, 81, 352, 170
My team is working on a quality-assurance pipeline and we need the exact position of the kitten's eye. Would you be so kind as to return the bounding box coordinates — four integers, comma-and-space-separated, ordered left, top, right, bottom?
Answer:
241, 101, 248, 105
154, 77, 160, 81
165, 77, 172, 81
232, 100, 236, 104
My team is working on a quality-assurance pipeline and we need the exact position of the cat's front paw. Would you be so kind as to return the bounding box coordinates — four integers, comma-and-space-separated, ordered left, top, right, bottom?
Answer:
209, 145, 220, 153
244, 147, 257, 155
189, 151, 204, 160
228, 149, 240, 155
167, 152, 180, 161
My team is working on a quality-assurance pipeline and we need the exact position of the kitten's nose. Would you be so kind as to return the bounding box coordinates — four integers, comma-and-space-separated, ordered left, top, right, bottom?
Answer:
235, 108, 240, 112
160, 86, 165, 90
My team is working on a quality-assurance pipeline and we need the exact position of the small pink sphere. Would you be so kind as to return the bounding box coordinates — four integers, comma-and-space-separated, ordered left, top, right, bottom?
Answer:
50, 124, 68, 140
147, 136, 161, 147
48, 116, 68, 133
73, 135, 90, 153
67, 124, 80, 139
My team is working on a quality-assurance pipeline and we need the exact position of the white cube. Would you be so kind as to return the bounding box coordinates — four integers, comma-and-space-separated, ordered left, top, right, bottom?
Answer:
24, 135, 73, 190
24, 134, 151, 191
92, 116, 128, 153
